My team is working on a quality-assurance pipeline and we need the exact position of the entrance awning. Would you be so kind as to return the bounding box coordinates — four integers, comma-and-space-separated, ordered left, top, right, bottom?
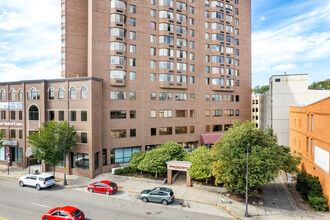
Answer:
200, 133, 224, 145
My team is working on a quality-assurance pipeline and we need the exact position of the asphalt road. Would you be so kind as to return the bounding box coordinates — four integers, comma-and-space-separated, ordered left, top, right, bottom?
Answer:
0, 177, 233, 220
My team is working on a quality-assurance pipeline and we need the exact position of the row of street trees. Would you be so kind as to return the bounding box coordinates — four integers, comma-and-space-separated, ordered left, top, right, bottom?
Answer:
130, 120, 301, 196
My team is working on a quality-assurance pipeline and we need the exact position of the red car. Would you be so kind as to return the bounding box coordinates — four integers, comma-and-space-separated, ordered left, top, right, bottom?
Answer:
42, 206, 84, 220
87, 180, 118, 195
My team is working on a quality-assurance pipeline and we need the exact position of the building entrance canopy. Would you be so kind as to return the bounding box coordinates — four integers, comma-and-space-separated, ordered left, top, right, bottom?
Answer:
200, 133, 224, 145
166, 161, 192, 187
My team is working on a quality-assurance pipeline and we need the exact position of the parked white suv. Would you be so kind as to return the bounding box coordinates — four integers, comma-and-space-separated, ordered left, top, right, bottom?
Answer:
19, 172, 55, 190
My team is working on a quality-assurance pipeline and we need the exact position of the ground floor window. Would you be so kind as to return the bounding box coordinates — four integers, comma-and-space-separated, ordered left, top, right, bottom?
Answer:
0, 147, 5, 161
112, 146, 140, 164
71, 153, 89, 170
11, 147, 23, 163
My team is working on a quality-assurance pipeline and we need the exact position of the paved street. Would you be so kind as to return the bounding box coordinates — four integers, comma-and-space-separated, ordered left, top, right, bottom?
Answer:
0, 176, 233, 220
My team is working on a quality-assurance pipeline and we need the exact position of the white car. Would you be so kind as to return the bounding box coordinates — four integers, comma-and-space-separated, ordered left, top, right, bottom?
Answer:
19, 173, 55, 190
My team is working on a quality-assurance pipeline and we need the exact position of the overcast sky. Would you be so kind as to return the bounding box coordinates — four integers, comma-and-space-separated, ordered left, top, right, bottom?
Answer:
0, 0, 329, 87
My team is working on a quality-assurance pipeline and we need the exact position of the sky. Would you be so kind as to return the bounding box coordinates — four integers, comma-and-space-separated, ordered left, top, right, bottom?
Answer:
0, 0, 330, 88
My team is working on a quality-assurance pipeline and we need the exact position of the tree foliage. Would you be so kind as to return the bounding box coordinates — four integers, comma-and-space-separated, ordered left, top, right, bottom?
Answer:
253, 85, 269, 93
308, 80, 330, 90
137, 141, 186, 176
211, 120, 301, 195
28, 121, 76, 176
185, 146, 213, 181
129, 151, 146, 170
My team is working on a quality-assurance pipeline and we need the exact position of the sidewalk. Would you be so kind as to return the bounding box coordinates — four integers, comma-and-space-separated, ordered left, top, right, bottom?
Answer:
1, 165, 329, 220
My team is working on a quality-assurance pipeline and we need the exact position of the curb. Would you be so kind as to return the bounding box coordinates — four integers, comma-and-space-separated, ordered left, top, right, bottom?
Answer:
113, 174, 167, 185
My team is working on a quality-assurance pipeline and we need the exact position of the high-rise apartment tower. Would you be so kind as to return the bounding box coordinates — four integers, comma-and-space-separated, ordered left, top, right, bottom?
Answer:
62, 0, 251, 175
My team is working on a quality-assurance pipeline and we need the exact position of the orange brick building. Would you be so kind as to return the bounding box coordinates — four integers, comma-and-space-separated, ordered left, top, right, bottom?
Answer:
289, 96, 330, 208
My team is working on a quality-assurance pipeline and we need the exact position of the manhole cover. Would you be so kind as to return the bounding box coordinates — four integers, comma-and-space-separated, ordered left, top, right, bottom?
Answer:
146, 211, 152, 215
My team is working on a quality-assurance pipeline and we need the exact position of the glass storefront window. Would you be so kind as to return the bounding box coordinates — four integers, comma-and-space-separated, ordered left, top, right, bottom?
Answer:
71, 153, 89, 170
114, 146, 140, 164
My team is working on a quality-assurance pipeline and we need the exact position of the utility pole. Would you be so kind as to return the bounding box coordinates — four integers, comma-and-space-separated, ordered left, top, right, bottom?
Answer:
245, 143, 250, 217
63, 133, 67, 185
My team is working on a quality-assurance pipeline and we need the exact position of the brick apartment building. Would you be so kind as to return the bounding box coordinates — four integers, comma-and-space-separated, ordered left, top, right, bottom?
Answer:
0, 0, 251, 178
290, 97, 330, 208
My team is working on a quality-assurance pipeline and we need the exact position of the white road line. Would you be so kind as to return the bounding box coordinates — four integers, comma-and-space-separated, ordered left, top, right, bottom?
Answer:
30, 203, 50, 209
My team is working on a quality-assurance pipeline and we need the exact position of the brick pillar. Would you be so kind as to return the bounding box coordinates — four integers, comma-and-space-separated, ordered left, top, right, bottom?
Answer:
167, 169, 172, 185
186, 171, 191, 187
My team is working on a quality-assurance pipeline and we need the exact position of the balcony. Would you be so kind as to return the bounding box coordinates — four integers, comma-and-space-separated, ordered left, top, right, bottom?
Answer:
212, 85, 235, 91
159, 82, 187, 89
110, 78, 126, 87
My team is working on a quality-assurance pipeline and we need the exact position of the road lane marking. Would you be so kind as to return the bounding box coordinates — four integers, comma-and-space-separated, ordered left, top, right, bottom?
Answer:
0, 217, 9, 220
30, 203, 50, 209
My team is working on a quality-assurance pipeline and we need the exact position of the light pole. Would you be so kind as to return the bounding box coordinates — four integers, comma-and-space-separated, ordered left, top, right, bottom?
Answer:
245, 143, 250, 217
63, 133, 67, 185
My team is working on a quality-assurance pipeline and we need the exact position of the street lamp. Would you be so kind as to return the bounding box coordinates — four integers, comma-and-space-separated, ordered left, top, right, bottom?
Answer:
245, 143, 250, 217
63, 133, 67, 185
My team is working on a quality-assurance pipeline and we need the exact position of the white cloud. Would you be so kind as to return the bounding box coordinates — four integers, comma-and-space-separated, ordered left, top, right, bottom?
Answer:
0, 0, 60, 82
260, 16, 265, 21
303, 63, 313, 68
252, 2, 330, 76
272, 64, 297, 73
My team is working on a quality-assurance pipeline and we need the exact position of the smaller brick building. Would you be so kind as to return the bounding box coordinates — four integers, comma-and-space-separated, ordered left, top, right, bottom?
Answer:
289, 96, 330, 208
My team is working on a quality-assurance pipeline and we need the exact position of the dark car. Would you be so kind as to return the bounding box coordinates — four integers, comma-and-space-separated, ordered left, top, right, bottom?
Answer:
139, 187, 174, 205
42, 206, 84, 220
87, 180, 118, 195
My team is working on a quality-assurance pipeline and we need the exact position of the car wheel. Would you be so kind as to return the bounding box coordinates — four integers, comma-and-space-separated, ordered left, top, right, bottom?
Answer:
43, 217, 49, 220
89, 188, 93, 193
19, 181, 24, 187
162, 200, 168, 206
142, 197, 148, 203
36, 184, 41, 190
105, 191, 110, 196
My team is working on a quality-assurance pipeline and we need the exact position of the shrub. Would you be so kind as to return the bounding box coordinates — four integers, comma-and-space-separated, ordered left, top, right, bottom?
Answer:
114, 169, 124, 175
296, 171, 328, 211
307, 194, 328, 211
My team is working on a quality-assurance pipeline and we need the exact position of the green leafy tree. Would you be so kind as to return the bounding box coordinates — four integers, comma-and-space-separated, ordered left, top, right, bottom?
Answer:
129, 151, 146, 172
308, 80, 330, 90
138, 141, 186, 177
185, 146, 213, 183
0, 130, 3, 152
253, 85, 269, 93
211, 120, 301, 195
28, 121, 76, 178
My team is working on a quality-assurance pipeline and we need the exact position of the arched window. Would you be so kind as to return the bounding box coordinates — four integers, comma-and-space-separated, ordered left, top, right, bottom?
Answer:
49, 88, 55, 100
31, 88, 37, 100
1, 90, 6, 101
70, 87, 76, 99
58, 87, 64, 99
10, 89, 15, 101
81, 86, 87, 99
29, 105, 39, 120
18, 89, 22, 101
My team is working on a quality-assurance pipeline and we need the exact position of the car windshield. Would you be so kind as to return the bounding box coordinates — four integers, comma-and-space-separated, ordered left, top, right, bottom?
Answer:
109, 182, 117, 187
71, 209, 83, 217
